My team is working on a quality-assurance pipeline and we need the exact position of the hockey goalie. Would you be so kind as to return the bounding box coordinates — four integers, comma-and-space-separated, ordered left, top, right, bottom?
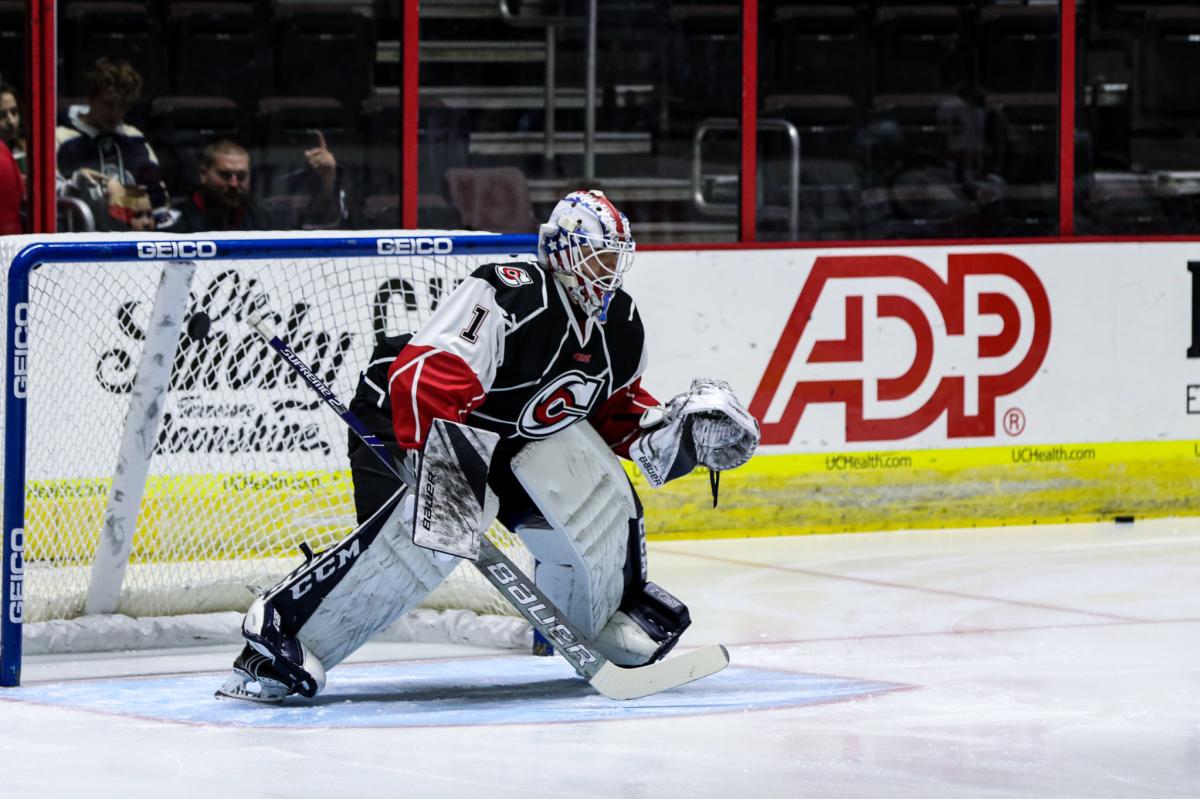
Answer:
218, 190, 760, 702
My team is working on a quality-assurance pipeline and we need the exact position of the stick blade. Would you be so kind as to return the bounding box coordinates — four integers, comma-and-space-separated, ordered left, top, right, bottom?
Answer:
589, 644, 729, 701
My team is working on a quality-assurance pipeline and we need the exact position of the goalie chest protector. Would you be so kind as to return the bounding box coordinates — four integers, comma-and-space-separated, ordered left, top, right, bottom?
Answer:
350, 260, 647, 451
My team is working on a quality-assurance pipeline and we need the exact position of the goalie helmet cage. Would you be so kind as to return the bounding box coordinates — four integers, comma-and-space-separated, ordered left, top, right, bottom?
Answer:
0, 231, 540, 687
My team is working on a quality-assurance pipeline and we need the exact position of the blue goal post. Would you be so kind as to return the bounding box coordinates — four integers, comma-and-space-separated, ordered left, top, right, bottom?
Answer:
1, 233, 538, 687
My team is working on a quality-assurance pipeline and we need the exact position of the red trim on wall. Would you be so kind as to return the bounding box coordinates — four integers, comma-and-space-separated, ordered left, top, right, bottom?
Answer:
401, 0, 420, 229
27, 0, 55, 233
640, 234, 1200, 254
740, 0, 758, 243
1058, 0, 1076, 236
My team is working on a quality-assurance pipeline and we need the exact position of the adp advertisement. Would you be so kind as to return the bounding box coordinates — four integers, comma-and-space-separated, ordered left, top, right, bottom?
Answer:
748, 252, 1049, 446
625, 243, 1200, 533
630, 243, 1200, 452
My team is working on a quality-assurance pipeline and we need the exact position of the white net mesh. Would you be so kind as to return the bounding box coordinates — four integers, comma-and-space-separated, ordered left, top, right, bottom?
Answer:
0, 232, 535, 639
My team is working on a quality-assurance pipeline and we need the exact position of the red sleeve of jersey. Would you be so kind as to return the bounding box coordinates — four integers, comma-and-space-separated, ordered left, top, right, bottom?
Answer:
0, 142, 22, 235
589, 378, 660, 458
387, 344, 487, 449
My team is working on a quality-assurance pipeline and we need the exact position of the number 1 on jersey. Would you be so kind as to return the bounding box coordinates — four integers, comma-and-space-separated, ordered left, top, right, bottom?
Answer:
460, 305, 489, 343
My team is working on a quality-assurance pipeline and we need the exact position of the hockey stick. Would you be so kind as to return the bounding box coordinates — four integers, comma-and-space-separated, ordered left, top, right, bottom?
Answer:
246, 312, 729, 700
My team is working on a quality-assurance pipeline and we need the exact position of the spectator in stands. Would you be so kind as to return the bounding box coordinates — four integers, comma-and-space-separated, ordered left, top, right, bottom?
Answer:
0, 139, 22, 234
56, 58, 175, 228
107, 181, 155, 232
165, 138, 343, 232
0, 83, 26, 182
61, 168, 156, 232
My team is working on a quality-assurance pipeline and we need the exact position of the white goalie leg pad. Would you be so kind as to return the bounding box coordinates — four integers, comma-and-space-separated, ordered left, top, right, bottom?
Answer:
287, 488, 461, 670
511, 422, 635, 640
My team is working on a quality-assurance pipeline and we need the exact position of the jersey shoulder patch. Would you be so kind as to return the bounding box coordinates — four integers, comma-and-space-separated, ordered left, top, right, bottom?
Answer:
470, 260, 550, 321
494, 263, 535, 288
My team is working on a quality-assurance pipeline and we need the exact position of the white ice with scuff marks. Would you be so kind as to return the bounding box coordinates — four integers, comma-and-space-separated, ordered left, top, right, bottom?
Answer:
2, 518, 1198, 798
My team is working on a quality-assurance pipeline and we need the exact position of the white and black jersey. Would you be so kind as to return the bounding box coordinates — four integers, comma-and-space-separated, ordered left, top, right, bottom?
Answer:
348, 261, 658, 520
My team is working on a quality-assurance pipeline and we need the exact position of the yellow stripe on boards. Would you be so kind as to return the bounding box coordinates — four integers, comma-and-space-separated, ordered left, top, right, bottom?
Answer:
24, 470, 356, 563
627, 441, 1200, 539
21, 440, 1200, 562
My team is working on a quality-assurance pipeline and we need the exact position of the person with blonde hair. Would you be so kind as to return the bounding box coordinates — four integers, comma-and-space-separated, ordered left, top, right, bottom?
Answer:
106, 181, 154, 231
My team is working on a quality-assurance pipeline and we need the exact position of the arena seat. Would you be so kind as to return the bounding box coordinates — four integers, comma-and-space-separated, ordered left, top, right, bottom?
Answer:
445, 166, 537, 234
983, 93, 1057, 185
0, 1, 22, 88
275, 5, 374, 108
62, 2, 160, 96
873, 5, 968, 96
763, 93, 859, 160
255, 96, 349, 148
665, 4, 741, 124
769, 5, 867, 104
1135, 7, 1200, 126
168, 2, 268, 106
977, 5, 1059, 96
976, 182, 1057, 237
759, 94, 863, 240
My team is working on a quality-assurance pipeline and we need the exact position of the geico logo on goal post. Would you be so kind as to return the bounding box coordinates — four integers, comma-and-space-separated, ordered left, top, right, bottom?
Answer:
136, 241, 218, 259
749, 253, 1051, 444
7, 526, 23, 625
377, 237, 453, 256
10, 302, 27, 399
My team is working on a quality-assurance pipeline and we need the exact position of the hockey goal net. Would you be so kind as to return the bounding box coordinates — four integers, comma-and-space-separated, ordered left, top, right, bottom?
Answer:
0, 231, 540, 684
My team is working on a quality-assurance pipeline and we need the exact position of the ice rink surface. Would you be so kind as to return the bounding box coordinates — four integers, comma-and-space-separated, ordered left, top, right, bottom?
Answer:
3, 518, 1199, 798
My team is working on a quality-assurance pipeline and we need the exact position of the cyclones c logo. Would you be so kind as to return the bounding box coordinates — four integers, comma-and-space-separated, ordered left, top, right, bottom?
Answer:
749, 253, 1051, 445
518, 371, 605, 438
496, 265, 534, 288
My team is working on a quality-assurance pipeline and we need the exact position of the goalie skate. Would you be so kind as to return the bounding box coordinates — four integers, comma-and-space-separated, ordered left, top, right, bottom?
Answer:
216, 646, 295, 703
215, 596, 328, 703
215, 643, 326, 703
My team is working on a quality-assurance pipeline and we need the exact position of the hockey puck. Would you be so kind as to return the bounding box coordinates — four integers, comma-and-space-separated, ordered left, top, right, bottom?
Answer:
186, 311, 211, 339
1114, 515, 1135, 524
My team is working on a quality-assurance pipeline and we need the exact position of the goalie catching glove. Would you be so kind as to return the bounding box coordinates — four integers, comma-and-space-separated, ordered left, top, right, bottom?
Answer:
628, 378, 760, 501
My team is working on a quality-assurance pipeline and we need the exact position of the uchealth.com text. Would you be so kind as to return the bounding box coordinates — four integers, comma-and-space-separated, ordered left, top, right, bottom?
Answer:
825, 453, 913, 471
1010, 445, 1096, 464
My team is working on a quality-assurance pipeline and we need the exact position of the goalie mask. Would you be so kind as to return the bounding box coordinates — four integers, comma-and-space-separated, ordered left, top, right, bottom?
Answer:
537, 189, 635, 321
